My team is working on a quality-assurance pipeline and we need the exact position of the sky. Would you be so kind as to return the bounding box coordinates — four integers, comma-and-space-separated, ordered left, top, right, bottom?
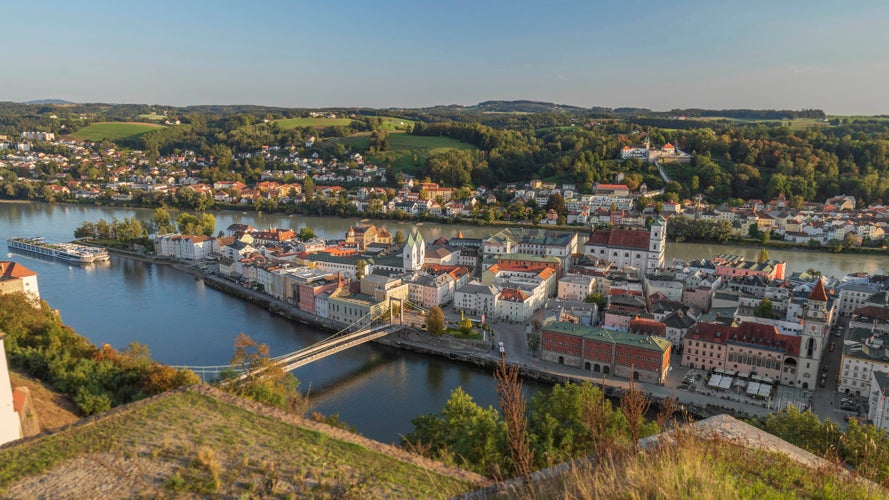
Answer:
3, 1, 888, 114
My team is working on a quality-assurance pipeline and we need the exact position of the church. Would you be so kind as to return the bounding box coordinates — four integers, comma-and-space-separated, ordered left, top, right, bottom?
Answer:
583, 218, 666, 275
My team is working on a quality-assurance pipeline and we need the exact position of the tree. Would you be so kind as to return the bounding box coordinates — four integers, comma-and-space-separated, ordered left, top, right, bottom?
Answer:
545, 193, 567, 217
495, 359, 534, 477
394, 230, 406, 244
299, 227, 316, 241
619, 377, 651, 445
228, 333, 308, 415
152, 207, 176, 234
403, 388, 506, 476
303, 176, 315, 202
754, 298, 777, 319
199, 212, 216, 237
458, 317, 473, 336
355, 258, 367, 280
426, 306, 446, 336
757, 247, 769, 263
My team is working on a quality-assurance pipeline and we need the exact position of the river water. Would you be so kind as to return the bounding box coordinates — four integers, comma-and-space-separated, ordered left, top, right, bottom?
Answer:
2, 202, 887, 441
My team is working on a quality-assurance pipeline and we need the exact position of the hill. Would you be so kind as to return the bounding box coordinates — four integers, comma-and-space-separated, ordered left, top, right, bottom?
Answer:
468, 100, 588, 114
474, 415, 883, 499
70, 122, 166, 142
22, 99, 75, 105
0, 385, 486, 498
325, 131, 477, 175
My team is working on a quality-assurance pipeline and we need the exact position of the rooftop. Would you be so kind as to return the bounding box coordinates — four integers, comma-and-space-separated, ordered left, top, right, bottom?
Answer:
544, 321, 671, 352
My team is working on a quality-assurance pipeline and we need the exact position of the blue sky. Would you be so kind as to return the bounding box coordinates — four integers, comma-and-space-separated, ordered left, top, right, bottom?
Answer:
3, 1, 888, 114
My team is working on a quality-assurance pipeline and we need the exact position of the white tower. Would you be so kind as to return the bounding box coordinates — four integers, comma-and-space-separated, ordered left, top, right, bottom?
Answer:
798, 279, 830, 389
648, 217, 667, 272
0, 334, 22, 445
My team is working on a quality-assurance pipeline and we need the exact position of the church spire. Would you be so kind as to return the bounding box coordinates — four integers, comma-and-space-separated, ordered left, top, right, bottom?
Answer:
808, 278, 828, 302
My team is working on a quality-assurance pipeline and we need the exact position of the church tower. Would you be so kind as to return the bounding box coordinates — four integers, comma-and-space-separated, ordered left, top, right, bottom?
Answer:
403, 231, 425, 271
798, 279, 830, 388
648, 217, 667, 272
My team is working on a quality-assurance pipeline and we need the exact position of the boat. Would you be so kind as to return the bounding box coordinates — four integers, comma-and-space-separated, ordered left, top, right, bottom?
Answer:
7, 237, 110, 264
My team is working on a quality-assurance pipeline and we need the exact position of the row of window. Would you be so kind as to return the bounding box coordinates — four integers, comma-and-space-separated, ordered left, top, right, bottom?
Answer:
727, 353, 782, 370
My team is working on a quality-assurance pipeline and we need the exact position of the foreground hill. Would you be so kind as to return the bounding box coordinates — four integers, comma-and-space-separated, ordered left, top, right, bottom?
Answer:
0, 385, 487, 498
469, 415, 884, 499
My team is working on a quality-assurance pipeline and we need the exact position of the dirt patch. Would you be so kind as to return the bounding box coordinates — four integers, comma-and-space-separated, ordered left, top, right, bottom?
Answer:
9, 369, 80, 432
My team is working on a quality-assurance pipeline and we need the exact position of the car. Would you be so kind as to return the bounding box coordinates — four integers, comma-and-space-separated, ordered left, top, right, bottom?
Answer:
678, 384, 689, 391
498, 341, 505, 354
822, 366, 829, 373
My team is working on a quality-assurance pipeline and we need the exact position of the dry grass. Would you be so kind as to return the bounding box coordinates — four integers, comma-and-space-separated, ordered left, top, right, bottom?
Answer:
0, 388, 477, 498
503, 425, 885, 499
8, 368, 80, 431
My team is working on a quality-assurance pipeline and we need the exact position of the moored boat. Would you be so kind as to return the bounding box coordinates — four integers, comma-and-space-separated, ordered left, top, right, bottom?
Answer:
7, 237, 110, 264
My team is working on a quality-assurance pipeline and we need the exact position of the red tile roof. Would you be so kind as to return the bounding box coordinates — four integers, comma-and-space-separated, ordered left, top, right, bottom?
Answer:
499, 288, 530, 302
808, 279, 828, 302
686, 322, 800, 356
586, 228, 650, 250
0, 261, 37, 279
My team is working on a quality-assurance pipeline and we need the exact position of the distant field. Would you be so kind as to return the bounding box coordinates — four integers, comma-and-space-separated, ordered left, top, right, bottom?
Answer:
276, 117, 354, 129
323, 131, 476, 175
137, 113, 166, 121
71, 122, 165, 142
697, 116, 830, 130
373, 133, 476, 175
376, 116, 415, 131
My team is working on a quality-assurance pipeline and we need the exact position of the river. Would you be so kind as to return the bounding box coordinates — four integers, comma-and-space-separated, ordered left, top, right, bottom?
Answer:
2, 202, 887, 441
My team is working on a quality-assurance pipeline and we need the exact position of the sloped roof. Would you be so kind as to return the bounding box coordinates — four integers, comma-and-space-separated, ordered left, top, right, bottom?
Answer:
808, 279, 828, 302
0, 261, 37, 279
586, 229, 649, 250
685, 322, 801, 356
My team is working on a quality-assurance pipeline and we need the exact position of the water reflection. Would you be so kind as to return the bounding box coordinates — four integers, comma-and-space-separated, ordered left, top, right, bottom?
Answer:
426, 363, 444, 393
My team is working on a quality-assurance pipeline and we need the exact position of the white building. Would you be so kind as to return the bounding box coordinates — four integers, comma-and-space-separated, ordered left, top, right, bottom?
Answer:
0, 334, 22, 445
583, 218, 666, 275
558, 274, 596, 302
495, 288, 535, 322
839, 331, 889, 396
455, 280, 499, 317
868, 371, 889, 432
0, 261, 40, 303
837, 283, 882, 317
154, 234, 213, 261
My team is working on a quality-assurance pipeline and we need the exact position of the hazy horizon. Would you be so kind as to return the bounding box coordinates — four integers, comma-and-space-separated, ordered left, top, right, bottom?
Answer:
5, 1, 889, 115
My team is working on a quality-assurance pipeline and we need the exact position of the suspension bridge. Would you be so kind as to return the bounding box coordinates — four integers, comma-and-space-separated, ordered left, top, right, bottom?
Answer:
175, 297, 429, 383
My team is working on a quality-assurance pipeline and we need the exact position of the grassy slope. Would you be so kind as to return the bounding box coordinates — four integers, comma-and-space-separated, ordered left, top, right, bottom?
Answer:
8, 368, 80, 432
324, 131, 476, 175
511, 435, 883, 499
0, 388, 475, 498
71, 122, 165, 142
